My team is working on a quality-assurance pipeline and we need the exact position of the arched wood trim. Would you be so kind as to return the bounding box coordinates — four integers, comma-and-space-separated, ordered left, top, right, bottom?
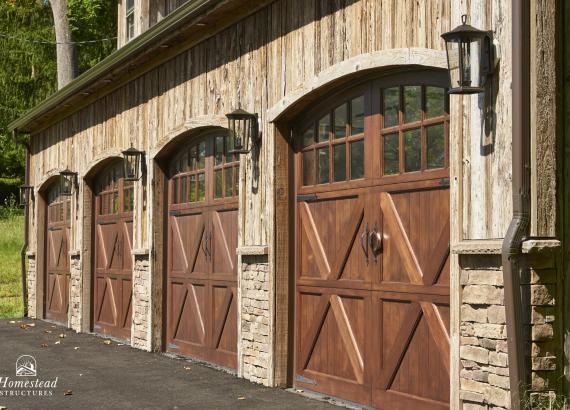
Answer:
267, 48, 447, 123
151, 116, 227, 160
83, 150, 124, 181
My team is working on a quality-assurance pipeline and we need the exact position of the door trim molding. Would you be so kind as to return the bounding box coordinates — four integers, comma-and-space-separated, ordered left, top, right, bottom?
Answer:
267, 48, 447, 124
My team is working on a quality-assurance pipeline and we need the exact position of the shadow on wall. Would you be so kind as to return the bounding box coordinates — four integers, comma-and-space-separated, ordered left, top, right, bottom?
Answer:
481, 60, 500, 157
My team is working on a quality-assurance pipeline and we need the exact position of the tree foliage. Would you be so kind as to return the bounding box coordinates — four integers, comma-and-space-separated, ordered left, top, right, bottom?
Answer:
0, 0, 117, 181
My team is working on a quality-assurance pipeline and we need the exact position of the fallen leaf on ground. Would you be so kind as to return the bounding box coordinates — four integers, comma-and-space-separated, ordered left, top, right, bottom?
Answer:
237, 397, 246, 400
117, 343, 124, 346
63, 390, 73, 396
44, 330, 52, 334
19, 323, 34, 330
9, 320, 15, 324
103, 340, 111, 345
183, 366, 191, 371
40, 343, 48, 348
55, 341, 61, 345
295, 389, 304, 393
58, 333, 65, 338
0, 405, 6, 409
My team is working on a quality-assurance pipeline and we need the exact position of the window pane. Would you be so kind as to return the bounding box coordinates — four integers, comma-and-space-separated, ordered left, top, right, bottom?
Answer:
126, 14, 135, 40
350, 140, 364, 180
404, 86, 422, 123
383, 133, 399, 175
172, 179, 178, 204
215, 136, 224, 166
302, 151, 315, 186
333, 144, 346, 182
189, 146, 196, 170
198, 173, 205, 201
113, 191, 119, 213
302, 127, 315, 147
318, 114, 330, 142
351, 96, 365, 134
317, 147, 329, 184
383, 87, 399, 128
198, 142, 206, 169
225, 167, 233, 197
426, 87, 445, 118
234, 165, 239, 195
189, 175, 196, 202
427, 124, 445, 169
126, 0, 134, 11
180, 177, 187, 204
404, 129, 421, 172
334, 104, 347, 139
215, 169, 223, 198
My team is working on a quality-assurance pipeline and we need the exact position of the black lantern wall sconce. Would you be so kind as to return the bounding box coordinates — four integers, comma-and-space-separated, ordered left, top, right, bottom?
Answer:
59, 168, 78, 196
122, 146, 146, 181
441, 14, 494, 94
225, 109, 261, 156
19, 185, 33, 206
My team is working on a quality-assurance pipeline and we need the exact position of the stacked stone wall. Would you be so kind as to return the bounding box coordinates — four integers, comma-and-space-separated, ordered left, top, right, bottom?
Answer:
69, 254, 82, 331
26, 255, 36, 318
459, 251, 561, 410
131, 254, 151, 350
240, 255, 271, 385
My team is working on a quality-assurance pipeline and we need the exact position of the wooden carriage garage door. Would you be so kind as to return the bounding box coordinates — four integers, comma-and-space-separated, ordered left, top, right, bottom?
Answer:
93, 161, 134, 340
294, 73, 451, 410
45, 183, 71, 324
166, 132, 239, 369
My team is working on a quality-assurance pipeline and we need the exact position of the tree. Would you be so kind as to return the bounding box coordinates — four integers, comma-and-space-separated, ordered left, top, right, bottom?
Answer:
50, 0, 77, 89
0, 0, 117, 194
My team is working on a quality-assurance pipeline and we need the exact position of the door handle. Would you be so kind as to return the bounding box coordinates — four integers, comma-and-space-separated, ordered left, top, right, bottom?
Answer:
201, 231, 208, 260
202, 230, 212, 261
360, 223, 369, 264
206, 230, 212, 261
369, 223, 383, 261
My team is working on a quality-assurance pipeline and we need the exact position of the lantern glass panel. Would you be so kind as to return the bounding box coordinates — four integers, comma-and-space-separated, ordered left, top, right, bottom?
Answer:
60, 174, 73, 196
445, 36, 483, 92
123, 153, 139, 180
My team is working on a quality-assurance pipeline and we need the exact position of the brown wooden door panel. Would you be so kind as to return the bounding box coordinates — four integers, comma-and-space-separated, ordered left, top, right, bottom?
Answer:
166, 133, 238, 369
93, 161, 133, 341
168, 279, 208, 352
45, 185, 71, 325
211, 208, 238, 281
295, 287, 372, 405
169, 212, 208, 277
294, 77, 450, 409
297, 196, 369, 285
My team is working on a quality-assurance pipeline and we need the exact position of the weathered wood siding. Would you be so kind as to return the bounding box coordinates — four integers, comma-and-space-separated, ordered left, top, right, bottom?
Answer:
28, 0, 557, 252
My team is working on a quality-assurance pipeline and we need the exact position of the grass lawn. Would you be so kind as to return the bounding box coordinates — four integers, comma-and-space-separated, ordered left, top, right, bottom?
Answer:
0, 215, 24, 319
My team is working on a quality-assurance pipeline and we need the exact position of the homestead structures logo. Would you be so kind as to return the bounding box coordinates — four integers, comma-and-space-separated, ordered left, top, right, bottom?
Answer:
0, 355, 58, 397
16, 355, 36, 376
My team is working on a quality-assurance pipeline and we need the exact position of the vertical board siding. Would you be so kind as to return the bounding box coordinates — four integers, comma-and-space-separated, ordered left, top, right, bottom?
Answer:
28, 0, 529, 248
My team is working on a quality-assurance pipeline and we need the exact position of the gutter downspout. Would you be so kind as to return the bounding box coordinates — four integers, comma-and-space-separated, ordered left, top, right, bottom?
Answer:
501, 0, 530, 408
13, 129, 29, 317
